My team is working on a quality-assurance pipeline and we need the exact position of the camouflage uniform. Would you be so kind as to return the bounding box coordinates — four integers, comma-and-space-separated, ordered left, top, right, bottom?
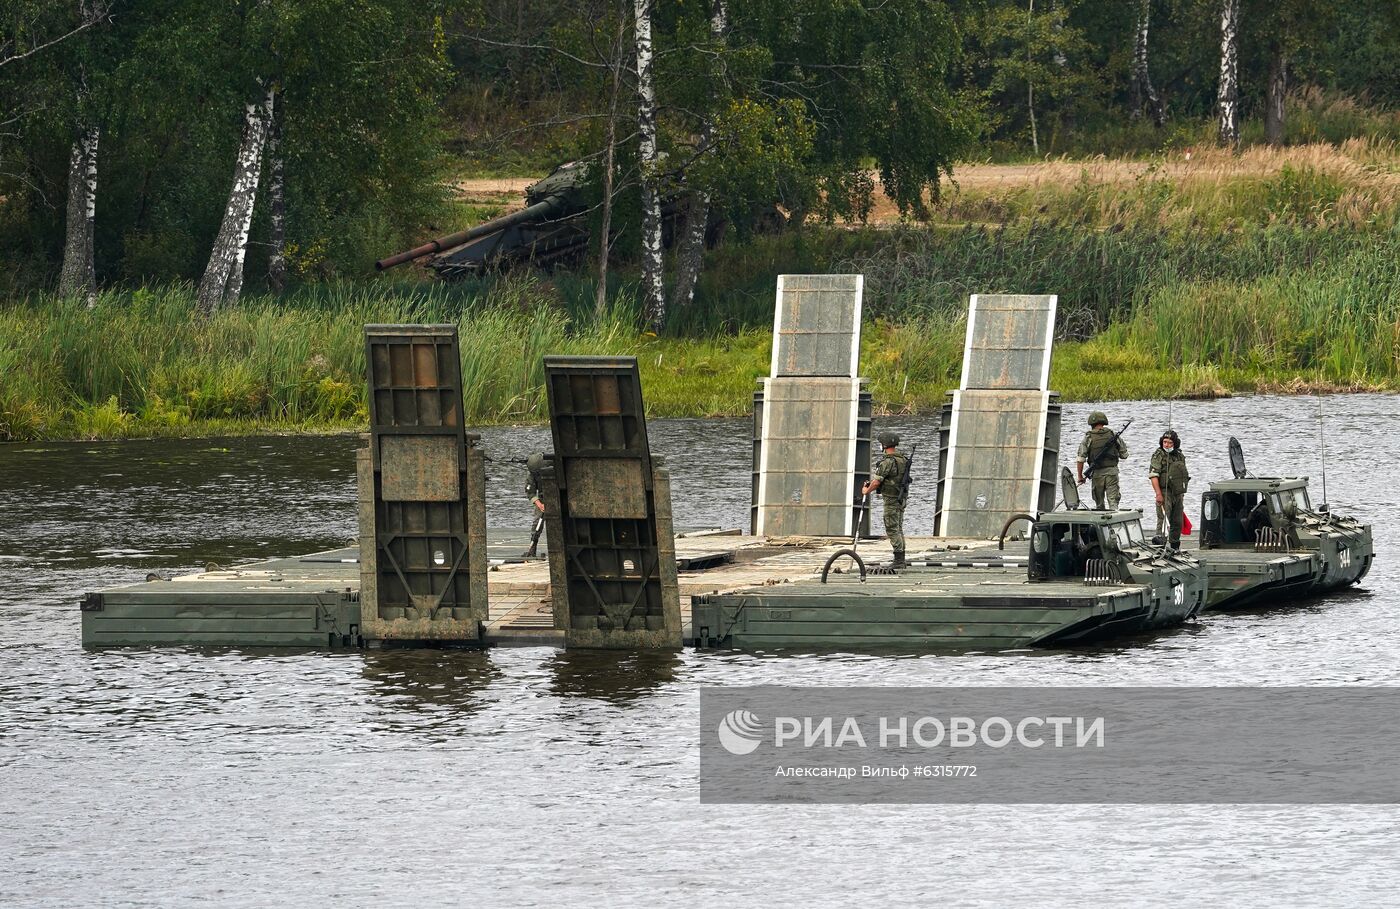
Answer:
873, 448, 910, 554
523, 452, 547, 557
1149, 446, 1190, 547
525, 453, 545, 511
1077, 416, 1127, 510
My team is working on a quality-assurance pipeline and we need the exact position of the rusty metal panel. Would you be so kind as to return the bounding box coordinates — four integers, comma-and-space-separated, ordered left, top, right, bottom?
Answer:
564, 458, 648, 518
934, 389, 1060, 538
360, 324, 487, 641
379, 434, 460, 501
543, 356, 680, 648
755, 377, 864, 537
771, 274, 863, 377
960, 294, 1057, 391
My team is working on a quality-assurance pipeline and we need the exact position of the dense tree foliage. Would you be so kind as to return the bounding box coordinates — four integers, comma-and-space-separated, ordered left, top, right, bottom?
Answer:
0, 0, 1397, 309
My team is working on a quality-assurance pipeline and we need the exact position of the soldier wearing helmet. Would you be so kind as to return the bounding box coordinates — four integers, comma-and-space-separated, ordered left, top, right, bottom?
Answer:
525, 452, 546, 514
1076, 411, 1128, 510
862, 430, 911, 568
1149, 430, 1190, 549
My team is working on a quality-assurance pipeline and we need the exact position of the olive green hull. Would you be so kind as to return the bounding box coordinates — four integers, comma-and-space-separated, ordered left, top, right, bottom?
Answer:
691, 570, 1205, 651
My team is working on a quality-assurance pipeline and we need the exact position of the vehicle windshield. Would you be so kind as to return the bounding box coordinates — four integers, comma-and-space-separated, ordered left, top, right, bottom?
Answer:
1271, 486, 1312, 515
1108, 519, 1145, 549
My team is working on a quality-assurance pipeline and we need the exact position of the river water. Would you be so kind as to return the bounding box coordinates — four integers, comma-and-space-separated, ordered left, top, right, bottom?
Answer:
1, 395, 1396, 906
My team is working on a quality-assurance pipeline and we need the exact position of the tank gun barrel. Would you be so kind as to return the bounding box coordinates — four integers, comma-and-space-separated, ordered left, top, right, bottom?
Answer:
374, 197, 561, 271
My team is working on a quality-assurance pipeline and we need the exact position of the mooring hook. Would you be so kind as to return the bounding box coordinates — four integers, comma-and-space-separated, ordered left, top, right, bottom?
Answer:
998, 513, 1037, 550
821, 548, 867, 583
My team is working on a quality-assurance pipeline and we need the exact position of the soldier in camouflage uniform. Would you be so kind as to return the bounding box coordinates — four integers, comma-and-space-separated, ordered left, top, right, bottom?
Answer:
525, 452, 546, 514
1149, 430, 1190, 549
1076, 411, 1128, 510
862, 431, 911, 568
523, 452, 547, 557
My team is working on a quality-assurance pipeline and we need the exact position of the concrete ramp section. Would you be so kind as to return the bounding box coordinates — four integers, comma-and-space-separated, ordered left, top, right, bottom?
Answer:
754, 377, 868, 537
358, 324, 488, 642
960, 294, 1057, 390
752, 273, 872, 538
540, 356, 681, 648
935, 294, 1061, 539
771, 274, 863, 377
934, 390, 1061, 538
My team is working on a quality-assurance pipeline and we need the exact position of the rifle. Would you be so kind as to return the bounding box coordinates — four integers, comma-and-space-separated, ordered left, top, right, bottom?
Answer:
897, 443, 918, 508
523, 512, 545, 558
1083, 420, 1131, 481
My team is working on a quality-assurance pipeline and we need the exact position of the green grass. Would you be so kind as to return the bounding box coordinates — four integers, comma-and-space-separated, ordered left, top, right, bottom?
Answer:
10, 135, 1400, 441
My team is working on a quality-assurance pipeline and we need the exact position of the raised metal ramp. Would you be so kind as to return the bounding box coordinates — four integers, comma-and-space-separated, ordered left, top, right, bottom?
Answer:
770, 274, 863, 377
539, 356, 682, 648
357, 325, 488, 642
935, 295, 1060, 539
752, 274, 872, 538
958, 293, 1057, 390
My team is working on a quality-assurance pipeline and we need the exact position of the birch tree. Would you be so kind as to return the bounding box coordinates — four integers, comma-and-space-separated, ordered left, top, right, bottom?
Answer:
57, 110, 98, 303
668, 0, 728, 315
265, 89, 286, 292
1129, 0, 1164, 127
633, 0, 665, 332
55, 1, 111, 305
1216, 0, 1240, 147
196, 83, 274, 314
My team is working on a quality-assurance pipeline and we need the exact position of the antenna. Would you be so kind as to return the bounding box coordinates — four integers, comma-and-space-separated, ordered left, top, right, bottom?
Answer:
1317, 395, 1328, 510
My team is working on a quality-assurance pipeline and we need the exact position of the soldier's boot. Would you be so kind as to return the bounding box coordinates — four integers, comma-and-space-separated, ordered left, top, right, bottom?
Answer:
892, 549, 908, 569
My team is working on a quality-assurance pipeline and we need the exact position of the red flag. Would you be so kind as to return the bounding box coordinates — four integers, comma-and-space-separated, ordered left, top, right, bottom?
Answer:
1183, 512, 1193, 535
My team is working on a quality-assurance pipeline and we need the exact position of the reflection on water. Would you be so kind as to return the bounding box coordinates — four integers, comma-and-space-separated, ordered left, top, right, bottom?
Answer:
360, 649, 501, 721
1, 395, 1398, 905
545, 649, 682, 704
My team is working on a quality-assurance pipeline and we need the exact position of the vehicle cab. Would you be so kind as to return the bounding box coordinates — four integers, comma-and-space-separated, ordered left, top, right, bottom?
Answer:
1020, 508, 1205, 622
1200, 437, 1373, 592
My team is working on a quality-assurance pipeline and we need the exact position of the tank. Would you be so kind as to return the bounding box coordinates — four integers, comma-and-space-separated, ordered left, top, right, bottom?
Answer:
1197, 438, 1373, 593
375, 162, 593, 277
376, 161, 784, 279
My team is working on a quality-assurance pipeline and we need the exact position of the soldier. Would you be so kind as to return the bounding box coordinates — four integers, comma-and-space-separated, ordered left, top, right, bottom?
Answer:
862, 431, 911, 568
523, 452, 546, 558
1149, 430, 1190, 549
525, 452, 546, 514
1076, 411, 1127, 510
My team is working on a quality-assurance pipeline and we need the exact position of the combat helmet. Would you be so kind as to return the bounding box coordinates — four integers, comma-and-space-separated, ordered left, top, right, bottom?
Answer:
877, 431, 900, 448
526, 452, 546, 472
1088, 411, 1108, 426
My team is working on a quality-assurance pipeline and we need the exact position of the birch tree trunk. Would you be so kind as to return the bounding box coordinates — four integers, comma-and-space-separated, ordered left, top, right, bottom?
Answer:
1265, 47, 1287, 147
1216, 0, 1240, 148
1130, 0, 1164, 127
266, 93, 287, 293
1026, 0, 1039, 155
58, 121, 99, 305
595, 7, 628, 320
634, 0, 666, 333
197, 84, 274, 315
668, 0, 728, 314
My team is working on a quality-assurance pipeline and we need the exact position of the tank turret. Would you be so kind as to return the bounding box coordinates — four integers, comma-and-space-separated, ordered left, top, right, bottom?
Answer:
375, 162, 592, 276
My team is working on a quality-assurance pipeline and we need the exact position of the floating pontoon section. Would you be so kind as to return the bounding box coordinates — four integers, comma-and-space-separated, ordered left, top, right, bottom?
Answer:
358, 324, 488, 642
540, 356, 682, 648
935, 295, 1060, 539
752, 274, 872, 537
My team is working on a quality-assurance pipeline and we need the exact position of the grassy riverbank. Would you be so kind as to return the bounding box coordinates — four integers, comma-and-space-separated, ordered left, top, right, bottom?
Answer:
6, 143, 1399, 442
3, 251, 1397, 442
